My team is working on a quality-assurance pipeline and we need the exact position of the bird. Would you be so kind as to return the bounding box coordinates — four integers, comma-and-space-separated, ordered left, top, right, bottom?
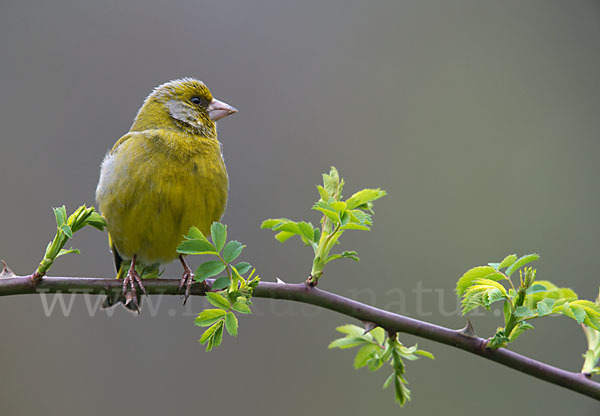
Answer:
95, 78, 237, 311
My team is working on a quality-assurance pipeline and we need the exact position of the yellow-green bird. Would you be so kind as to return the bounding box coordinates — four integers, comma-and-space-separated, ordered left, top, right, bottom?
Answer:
96, 78, 237, 310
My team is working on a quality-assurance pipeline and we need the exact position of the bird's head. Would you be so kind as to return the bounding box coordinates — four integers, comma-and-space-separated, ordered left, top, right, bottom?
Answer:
131, 78, 237, 139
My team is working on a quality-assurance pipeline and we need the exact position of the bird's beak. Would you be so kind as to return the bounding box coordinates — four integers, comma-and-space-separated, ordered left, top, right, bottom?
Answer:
208, 98, 238, 121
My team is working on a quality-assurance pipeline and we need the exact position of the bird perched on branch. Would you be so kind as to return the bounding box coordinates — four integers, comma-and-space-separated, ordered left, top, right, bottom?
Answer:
96, 78, 237, 311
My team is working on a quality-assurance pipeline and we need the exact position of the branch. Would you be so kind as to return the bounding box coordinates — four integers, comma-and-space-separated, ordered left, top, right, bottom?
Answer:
1, 275, 599, 400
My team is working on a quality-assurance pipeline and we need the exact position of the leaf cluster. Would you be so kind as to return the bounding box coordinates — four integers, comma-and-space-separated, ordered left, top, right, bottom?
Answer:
36, 205, 106, 277
582, 289, 600, 376
457, 254, 600, 350
261, 167, 385, 285
177, 223, 259, 351
329, 324, 433, 406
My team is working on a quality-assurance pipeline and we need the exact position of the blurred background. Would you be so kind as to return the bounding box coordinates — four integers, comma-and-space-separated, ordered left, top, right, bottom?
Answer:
1, 0, 599, 414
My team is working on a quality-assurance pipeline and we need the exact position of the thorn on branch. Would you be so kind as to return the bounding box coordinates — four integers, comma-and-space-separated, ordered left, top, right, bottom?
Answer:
457, 318, 476, 338
0, 260, 15, 278
362, 321, 378, 334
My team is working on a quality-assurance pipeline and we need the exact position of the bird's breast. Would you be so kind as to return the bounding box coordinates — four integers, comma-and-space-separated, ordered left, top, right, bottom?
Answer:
96, 130, 228, 264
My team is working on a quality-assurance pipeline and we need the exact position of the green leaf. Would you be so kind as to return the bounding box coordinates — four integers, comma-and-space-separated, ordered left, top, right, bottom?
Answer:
508, 321, 534, 342
456, 266, 496, 297
556, 300, 600, 330
207, 321, 224, 351
234, 262, 252, 275
199, 321, 221, 344
224, 312, 238, 337
415, 349, 435, 360
354, 344, 380, 369
274, 231, 295, 243
211, 276, 230, 290
84, 211, 107, 230
177, 239, 218, 255
298, 221, 316, 242
536, 298, 555, 316
505, 253, 540, 278
514, 306, 535, 319
195, 261, 227, 281
523, 280, 577, 309
371, 327, 386, 345
260, 218, 285, 229
232, 301, 252, 314
316, 185, 330, 201
55, 247, 80, 258
336, 324, 367, 338
210, 222, 227, 252
60, 224, 73, 239
53, 206, 67, 227
312, 201, 340, 222
497, 254, 518, 271
194, 309, 227, 326
206, 292, 231, 310
345, 188, 386, 210
222, 240, 244, 263
339, 223, 370, 231
328, 337, 367, 349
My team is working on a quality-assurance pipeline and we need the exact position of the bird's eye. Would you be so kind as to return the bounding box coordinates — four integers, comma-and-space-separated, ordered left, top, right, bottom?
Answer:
191, 96, 203, 105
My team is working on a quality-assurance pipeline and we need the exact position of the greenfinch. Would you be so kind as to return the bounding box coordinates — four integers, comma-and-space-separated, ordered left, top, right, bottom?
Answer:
95, 78, 237, 310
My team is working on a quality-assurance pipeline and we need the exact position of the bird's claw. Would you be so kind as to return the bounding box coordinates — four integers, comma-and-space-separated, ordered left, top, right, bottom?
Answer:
178, 269, 195, 305
122, 268, 146, 312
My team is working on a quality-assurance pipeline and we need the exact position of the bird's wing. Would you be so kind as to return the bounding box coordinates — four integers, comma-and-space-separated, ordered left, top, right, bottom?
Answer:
108, 232, 126, 279
109, 131, 137, 154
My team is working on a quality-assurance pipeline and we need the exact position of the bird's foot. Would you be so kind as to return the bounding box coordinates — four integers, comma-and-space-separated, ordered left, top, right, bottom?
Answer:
178, 267, 194, 305
122, 264, 147, 312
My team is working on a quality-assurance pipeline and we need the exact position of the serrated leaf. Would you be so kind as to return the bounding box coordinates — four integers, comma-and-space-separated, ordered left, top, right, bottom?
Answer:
199, 321, 221, 344
558, 300, 600, 330
195, 261, 226, 281
195, 309, 227, 326
207, 321, 224, 351
505, 253, 540, 278
536, 298, 555, 316
222, 240, 244, 263
523, 280, 577, 309
312, 204, 340, 222
345, 188, 386, 210
225, 312, 238, 337
210, 222, 227, 252
514, 306, 535, 319
456, 266, 496, 297
177, 239, 218, 255
232, 301, 252, 314
297, 221, 316, 242
211, 276, 230, 290
508, 321, 534, 342
206, 292, 231, 310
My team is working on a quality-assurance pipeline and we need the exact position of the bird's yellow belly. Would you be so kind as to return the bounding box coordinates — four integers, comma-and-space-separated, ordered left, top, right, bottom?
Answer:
96, 134, 228, 265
